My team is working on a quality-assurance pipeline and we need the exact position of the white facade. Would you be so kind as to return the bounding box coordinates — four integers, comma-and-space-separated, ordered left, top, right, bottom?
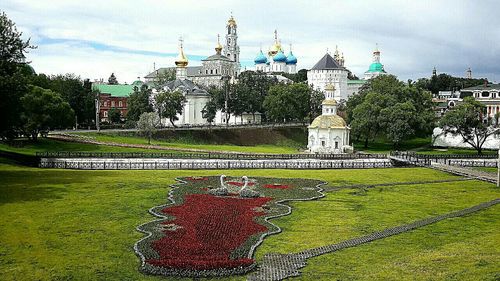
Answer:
214, 111, 262, 125
307, 85, 351, 153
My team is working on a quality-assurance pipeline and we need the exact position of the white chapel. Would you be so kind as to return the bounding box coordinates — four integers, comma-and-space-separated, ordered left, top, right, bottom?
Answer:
307, 83, 351, 154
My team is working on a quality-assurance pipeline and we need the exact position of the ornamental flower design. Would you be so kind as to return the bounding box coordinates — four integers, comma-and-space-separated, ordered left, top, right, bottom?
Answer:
134, 176, 325, 277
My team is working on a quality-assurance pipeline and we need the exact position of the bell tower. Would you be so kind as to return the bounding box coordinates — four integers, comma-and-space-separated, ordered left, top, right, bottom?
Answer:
224, 13, 240, 74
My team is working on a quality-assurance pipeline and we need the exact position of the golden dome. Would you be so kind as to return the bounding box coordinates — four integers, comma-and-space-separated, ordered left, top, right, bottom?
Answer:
309, 114, 347, 129
175, 39, 188, 67
227, 15, 237, 27
215, 34, 223, 54
322, 99, 337, 106
268, 29, 282, 56
324, 83, 335, 92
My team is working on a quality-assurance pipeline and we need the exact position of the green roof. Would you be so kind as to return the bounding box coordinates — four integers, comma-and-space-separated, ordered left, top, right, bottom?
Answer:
347, 79, 367, 85
92, 84, 138, 97
367, 62, 386, 73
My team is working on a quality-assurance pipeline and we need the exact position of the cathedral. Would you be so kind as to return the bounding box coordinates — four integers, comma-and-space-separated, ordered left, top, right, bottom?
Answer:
144, 15, 241, 88
253, 30, 298, 74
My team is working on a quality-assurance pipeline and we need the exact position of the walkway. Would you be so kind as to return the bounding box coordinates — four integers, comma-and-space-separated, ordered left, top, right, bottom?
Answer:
248, 198, 500, 281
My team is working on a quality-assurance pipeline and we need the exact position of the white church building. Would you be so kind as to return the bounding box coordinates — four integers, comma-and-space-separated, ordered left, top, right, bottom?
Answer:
307, 83, 351, 153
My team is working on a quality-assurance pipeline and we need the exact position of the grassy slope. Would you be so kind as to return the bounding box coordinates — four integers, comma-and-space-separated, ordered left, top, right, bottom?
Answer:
0, 164, 498, 280
72, 131, 302, 154
0, 138, 191, 156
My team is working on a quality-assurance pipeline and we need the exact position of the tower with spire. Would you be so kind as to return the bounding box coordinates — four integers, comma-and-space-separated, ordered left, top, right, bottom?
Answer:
364, 44, 387, 80
223, 13, 240, 74
175, 37, 188, 80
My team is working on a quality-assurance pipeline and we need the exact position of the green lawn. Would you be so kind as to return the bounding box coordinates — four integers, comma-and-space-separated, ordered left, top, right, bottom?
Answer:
0, 164, 498, 280
0, 138, 193, 156
69, 132, 301, 154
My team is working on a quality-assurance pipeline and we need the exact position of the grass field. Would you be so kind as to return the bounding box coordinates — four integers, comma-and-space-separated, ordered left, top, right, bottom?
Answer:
0, 138, 190, 156
69, 131, 301, 154
0, 162, 499, 280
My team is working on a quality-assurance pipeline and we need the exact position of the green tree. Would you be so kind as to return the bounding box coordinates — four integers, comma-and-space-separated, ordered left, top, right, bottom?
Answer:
20, 86, 74, 140
108, 107, 121, 124
380, 102, 417, 149
347, 75, 435, 148
263, 83, 311, 123
201, 99, 217, 127
152, 69, 176, 91
0, 11, 36, 140
309, 88, 324, 120
155, 90, 186, 127
108, 73, 118, 85
439, 96, 497, 154
136, 112, 159, 145
127, 84, 153, 121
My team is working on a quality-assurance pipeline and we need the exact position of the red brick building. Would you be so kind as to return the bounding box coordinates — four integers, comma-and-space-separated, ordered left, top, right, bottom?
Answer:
93, 80, 144, 122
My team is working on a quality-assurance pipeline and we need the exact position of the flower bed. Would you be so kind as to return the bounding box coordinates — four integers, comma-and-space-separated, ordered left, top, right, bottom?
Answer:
263, 183, 291, 189
135, 176, 326, 277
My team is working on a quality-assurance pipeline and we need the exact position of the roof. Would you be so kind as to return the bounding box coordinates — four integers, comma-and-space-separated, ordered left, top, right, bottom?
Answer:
310, 53, 344, 70
461, 84, 500, 91
202, 54, 232, 62
309, 115, 347, 129
145, 66, 203, 79
322, 99, 337, 106
347, 79, 367, 85
366, 62, 386, 73
92, 84, 138, 97
164, 79, 209, 96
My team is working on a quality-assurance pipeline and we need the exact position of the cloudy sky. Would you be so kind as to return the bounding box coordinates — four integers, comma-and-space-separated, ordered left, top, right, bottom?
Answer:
3, 0, 500, 83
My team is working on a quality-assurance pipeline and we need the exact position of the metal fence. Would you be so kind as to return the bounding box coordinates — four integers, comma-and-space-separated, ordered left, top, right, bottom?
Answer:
39, 159, 393, 170
36, 151, 388, 160
390, 151, 498, 167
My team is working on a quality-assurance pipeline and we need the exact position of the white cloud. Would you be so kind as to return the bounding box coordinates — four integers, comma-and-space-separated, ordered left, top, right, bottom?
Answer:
3, 0, 500, 83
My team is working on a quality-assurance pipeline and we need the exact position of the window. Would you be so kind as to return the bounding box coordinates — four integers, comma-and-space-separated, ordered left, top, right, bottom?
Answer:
104, 111, 108, 117
111, 101, 115, 107
119, 101, 123, 107
210, 69, 213, 74
482, 91, 489, 97
321, 141, 325, 147
335, 141, 339, 149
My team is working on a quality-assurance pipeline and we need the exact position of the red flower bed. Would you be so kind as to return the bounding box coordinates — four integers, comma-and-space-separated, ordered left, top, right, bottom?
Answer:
186, 176, 208, 181
226, 181, 255, 187
147, 194, 272, 270
263, 183, 290, 189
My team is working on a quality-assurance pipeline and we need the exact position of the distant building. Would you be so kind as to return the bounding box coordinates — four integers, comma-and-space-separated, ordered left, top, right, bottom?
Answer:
307, 49, 349, 100
93, 80, 144, 122
461, 83, 500, 118
253, 30, 298, 74
307, 83, 351, 154
144, 15, 240, 88
364, 45, 387, 80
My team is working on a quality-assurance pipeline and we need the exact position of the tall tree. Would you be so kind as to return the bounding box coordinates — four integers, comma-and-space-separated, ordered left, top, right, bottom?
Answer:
439, 96, 497, 154
380, 102, 417, 149
0, 11, 36, 140
48, 74, 89, 128
136, 112, 159, 145
108, 108, 121, 124
20, 86, 74, 140
263, 83, 312, 123
155, 90, 186, 127
108, 73, 118, 85
127, 84, 153, 121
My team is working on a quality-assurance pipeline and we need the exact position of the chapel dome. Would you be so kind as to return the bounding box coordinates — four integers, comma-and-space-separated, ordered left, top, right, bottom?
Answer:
254, 50, 268, 64
273, 50, 287, 62
367, 62, 384, 73
285, 51, 297, 65
309, 114, 347, 129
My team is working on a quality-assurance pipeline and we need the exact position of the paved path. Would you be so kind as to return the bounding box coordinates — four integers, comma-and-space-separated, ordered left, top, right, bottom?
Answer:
248, 198, 500, 281
431, 162, 497, 183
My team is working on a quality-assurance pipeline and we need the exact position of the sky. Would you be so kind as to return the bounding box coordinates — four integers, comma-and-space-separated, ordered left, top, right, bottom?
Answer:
3, 0, 500, 84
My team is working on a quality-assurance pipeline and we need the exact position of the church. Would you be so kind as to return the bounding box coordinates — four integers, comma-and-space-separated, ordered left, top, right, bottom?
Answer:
144, 15, 241, 88
307, 83, 351, 153
253, 30, 298, 74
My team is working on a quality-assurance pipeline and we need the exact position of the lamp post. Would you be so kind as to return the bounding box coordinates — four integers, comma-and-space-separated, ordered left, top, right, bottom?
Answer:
95, 95, 100, 132
221, 75, 231, 126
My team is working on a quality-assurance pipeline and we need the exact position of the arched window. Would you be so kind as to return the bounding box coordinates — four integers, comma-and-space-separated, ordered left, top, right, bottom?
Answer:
482, 91, 490, 97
